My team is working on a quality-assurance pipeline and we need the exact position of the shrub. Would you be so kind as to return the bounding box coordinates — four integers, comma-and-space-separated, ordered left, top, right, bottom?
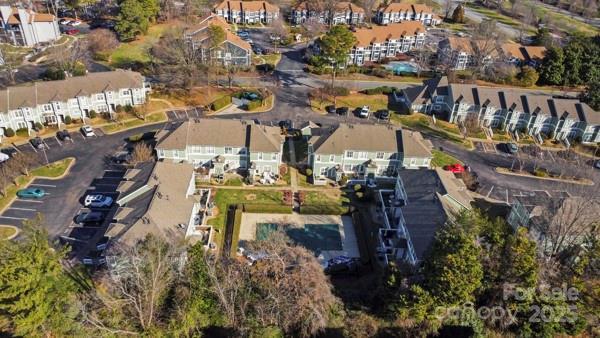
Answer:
243, 204, 292, 214
115, 105, 124, 113
72, 62, 87, 76
93, 51, 110, 61
16, 128, 28, 137
371, 68, 391, 78
323, 86, 349, 96
64, 116, 72, 124
362, 86, 398, 95
353, 184, 362, 192
356, 191, 364, 200
246, 100, 263, 111
339, 174, 348, 186
305, 168, 313, 176
4, 128, 15, 137
211, 95, 232, 111
34, 122, 44, 130
88, 110, 97, 119
299, 204, 349, 215
44, 67, 65, 80
534, 168, 548, 177
124, 105, 134, 113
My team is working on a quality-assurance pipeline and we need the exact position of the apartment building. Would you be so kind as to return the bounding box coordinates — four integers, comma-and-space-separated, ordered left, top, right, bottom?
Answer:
156, 119, 285, 176
0, 6, 60, 46
185, 14, 251, 66
290, 1, 364, 25
348, 22, 426, 65
437, 36, 499, 70
0, 70, 149, 137
499, 42, 547, 67
307, 123, 432, 184
375, 3, 439, 26
213, 0, 279, 24
399, 77, 600, 143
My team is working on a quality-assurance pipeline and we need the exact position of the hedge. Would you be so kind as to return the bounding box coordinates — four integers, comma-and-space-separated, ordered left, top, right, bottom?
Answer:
246, 100, 263, 111
362, 86, 398, 95
4, 128, 15, 137
299, 204, 349, 215
230, 206, 244, 256
211, 95, 232, 111
243, 204, 292, 214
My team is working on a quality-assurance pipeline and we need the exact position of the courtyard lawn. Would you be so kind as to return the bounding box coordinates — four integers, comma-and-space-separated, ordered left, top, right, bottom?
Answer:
207, 189, 284, 244
391, 113, 472, 147
302, 190, 349, 206
431, 150, 463, 168
310, 93, 392, 114
102, 112, 167, 134
110, 24, 171, 68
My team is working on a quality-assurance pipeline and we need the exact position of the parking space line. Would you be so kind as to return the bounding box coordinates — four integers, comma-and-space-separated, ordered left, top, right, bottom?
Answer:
0, 215, 27, 220
30, 183, 57, 188
27, 143, 37, 153
55, 136, 63, 147
15, 199, 43, 203
8, 207, 37, 211
505, 189, 509, 204
486, 185, 494, 198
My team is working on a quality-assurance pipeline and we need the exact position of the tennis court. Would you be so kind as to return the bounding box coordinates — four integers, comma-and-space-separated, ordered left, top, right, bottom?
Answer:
257, 223, 343, 255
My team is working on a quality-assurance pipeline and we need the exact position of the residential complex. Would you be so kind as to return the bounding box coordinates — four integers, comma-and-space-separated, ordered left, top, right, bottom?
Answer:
399, 77, 600, 143
185, 14, 251, 66
348, 22, 426, 65
213, 0, 279, 24
156, 119, 285, 176
290, 1, 365, 25
499, 42, 546, 67
0, 6, 60, 46
374, 3, 439, 26
307, 123, 433, 184
0, 70, 149, 137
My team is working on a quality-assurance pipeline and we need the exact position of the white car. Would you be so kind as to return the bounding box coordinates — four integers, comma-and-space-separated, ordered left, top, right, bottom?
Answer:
359, 105, 370, 118
269, 34, 281, 41
84, 194, 113, 208
59, 19, 71, 25
80, 125, 95, 137
68, 20, 82, 26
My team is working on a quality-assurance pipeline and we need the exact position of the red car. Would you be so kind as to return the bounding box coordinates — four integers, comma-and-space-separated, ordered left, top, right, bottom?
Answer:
443, 163, 465, 174
65, 29, 79, 35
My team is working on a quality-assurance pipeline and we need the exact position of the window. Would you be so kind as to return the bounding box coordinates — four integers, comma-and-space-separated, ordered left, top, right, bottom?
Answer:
320, 167, 328, 175
205, 146, 215, 154
96, 94, 104, 101
54, 102, 61, 110
121, 89, 129, 96
316, 154, 321, 162
358, 152, 367, 159
224, 147, 233, 154
239, 148, 247, 155
106, 91, 113, 99
43, 104, 52, 111
345, 151, 354, 158
257, 152, 263, 160
271, 153, 277, 160
329, 154, 334, 162
376, 152, 384, 159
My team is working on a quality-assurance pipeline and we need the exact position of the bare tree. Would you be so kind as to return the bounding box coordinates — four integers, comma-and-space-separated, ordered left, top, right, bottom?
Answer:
361, 0, 379, 23
86, 29, 119, 55
49, 39, 89, 76
80, 235, 183, 333
443, 0, 453, 20
0, 44, 25, 85
0, 164, 13, 196
413, 47, 433, 78
470, 20, 504, 79
11, 152, 38, 177
130, 143, 154, 164
302, 17, 326, 47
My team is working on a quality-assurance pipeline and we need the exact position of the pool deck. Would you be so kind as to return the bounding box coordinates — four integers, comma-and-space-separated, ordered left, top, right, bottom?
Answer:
239, 213, 360, 262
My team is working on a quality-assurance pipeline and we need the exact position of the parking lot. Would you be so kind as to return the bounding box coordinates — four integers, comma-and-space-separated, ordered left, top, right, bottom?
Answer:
166, 107, 204, 121
11, 127, 102, 155
476, 182, 572, 204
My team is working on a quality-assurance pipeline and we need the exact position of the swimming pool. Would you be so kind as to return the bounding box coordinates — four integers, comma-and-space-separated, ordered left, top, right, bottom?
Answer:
384, 61, 419, 74
256, 223, 343, 255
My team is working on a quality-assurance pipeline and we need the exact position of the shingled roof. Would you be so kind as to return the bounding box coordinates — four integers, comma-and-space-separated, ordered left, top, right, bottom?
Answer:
353, 21, 425, 47
156, 119, 284, 153
186, 14, 251, 50
214, 0, 279, 12
0, 70, 144, 112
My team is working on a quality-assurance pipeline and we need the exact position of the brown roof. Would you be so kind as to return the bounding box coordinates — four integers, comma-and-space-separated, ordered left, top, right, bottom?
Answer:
353, 21, 425, 47
379, 2, 414, 13
156, 119, 284, 152
445, 36, 499, 57
119, 162, 196, 247
186, 14, 251, 50
4, 8, 56, 24
0, 70, 144, 112
522, 45, 546, 61
32, 13, 55, 22
335, 2, 365, 13
214, 0, 279, 12
500, 43, 546, 62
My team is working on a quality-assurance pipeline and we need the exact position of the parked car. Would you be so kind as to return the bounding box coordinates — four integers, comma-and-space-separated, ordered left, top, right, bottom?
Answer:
336, 106, 349, 115
56, 130, 71, 141
0, 147, 17, 158
595, 160, 600, 170
252, 46, 263, 54
68, 20, 82, 26
30, 137, 45, 150
59, 18, 71, 25
65, 29, 79, 35
237, 30, 249, 38
326, 105, 337, 114
75, 211, 105, 224
0, 152, 8, 163
359, 105, 370, 118
504, 142, 519, 154
443, 163, 466, 174
96, 236, 110, 251
377, 109, 390, 121
269, 34, 281, 41
84, 194, 113, 208
80, 125, 95, 137
278, 119, 292, 130
17, 188, 46, 199
112, 151, 131, 164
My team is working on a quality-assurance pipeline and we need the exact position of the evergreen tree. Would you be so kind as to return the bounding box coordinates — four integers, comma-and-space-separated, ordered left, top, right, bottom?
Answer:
518, 66, 539, 87
583, 81, 600, 111
0, 215, 78, 336
562, 41, 584, 86
115, 0, 159, 41
503, 228, 538, 288
538, 47, 564, 85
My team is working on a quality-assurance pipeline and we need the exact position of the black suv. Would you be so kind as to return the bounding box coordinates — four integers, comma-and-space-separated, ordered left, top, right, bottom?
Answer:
377, 109, 390, 121
30, 137, 45, 150
326, 105, 336, 114
56, 130, 71, 141
336, 107, 349, 115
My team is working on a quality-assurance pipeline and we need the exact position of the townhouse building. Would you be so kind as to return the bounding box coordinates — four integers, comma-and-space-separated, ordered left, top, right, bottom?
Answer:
213, 0, 279, 24
290, 1, 364, 25
0, 70, 149, 137
307, 123, 432, 184
348, 22, 426, 65
499, 42, 546, 68
185, 14, 251, 67
375, 3, 439, 26
0, 6, 60, 46
399, 77, 600, 143
156, 119, 285, 176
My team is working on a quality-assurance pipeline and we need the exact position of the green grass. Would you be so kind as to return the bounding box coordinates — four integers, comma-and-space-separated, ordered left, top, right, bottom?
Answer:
207, 189, 285, 245
110, 24, 170, 68
102, 112, 167, 134
431, 149, 463, 167
465, 3, 523, 27
0, 225, 17, 240
296, 170, 312, 187
310, 93, 393, 114
532, 6, 598, 35
224, 177, 244, 186
302, 190, 349, 206
391, 113, 472, 147
0, 158, 74, 211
